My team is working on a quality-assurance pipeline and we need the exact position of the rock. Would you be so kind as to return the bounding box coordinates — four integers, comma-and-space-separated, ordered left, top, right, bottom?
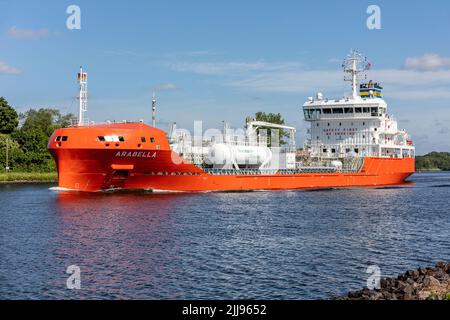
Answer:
369, 291, 383, 300
434, 269, 449, 282
380, 278, 391, 289
404, 284, 414, 295
426, 268, 435, 276
341, 262, 450, 300
423, 275, 441, 288
348, 291, 361, 299
396, 280, 408, 292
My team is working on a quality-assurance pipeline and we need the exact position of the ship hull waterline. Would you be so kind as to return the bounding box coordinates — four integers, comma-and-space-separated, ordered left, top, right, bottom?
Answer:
49, 148, 415, 193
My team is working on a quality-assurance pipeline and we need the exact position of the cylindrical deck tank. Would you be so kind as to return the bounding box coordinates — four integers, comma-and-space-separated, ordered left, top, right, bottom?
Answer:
205, 143, 272, 168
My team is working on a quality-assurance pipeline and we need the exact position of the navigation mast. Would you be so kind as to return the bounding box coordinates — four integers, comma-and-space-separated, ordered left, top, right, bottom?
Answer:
77, 66, 88, 126
342, 50, 370, 99
152, 92, 157, 127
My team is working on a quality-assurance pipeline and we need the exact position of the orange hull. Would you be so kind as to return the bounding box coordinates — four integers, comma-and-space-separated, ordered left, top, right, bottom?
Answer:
48, 123, 415, 192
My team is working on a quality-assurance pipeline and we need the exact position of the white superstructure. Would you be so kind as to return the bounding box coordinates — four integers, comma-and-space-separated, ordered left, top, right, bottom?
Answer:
302, 50, 415, 159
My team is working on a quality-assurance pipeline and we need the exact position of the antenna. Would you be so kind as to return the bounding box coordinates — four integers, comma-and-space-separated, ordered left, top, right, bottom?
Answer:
342, 50, 370, 99
152, 92, 156, 127
77, 66, 88, 126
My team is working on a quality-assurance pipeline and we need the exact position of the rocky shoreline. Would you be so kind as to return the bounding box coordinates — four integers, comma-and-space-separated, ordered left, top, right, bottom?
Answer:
343, 262, 450, 300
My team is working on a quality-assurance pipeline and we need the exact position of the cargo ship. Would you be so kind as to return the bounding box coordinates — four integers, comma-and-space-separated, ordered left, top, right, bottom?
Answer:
48, 51, 415, 192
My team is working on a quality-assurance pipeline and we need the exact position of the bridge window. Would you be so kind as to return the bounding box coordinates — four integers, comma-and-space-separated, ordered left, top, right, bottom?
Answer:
332, 108, 344, 114
355, 108, 362, 113
363, 107, 370, 113
344, 108, 353, 113
323, 108, 332, 114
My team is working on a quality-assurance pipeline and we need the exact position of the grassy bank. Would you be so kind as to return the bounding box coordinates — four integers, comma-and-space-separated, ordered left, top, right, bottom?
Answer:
0, 172, 57, 183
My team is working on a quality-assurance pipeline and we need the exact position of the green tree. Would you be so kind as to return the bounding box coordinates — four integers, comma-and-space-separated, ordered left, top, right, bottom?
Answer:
0, 134, 25, 171
11, 108, 75, 172
20, 108, 75, 137
0, 97, 19, 134
416, 152, 450, 171
247, 112, 289, 146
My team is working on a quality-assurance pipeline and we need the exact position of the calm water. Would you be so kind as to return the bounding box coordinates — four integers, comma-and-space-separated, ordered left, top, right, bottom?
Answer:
1, 173, 449, 299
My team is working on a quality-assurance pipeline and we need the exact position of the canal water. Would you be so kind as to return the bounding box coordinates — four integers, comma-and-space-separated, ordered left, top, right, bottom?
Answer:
0, 172, 449, 299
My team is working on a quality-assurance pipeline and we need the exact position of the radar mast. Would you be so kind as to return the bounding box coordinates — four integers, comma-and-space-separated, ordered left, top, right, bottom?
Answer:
77, 66, 88, 126
342, 50, 370, 99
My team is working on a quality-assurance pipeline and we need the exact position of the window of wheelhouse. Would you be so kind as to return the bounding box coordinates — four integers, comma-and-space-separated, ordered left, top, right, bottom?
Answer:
355, 107, 362, 113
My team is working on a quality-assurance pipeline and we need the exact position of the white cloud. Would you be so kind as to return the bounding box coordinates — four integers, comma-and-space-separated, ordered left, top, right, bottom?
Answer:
153, 83, 178, 91
0, 61, 21, 75
404, 53, 450, 71
7, 26, 50, 39
228, 70, 343, 93
187, 50, 211, 56
170, 61, 302, 76
170, 57, 450, 100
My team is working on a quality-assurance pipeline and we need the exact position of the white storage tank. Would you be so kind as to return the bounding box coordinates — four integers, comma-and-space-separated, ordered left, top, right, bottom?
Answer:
331, 160, 343, 169
205, 143, 272, 168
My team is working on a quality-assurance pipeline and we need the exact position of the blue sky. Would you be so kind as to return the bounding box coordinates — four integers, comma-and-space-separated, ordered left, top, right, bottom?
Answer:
1, 0, 450, 154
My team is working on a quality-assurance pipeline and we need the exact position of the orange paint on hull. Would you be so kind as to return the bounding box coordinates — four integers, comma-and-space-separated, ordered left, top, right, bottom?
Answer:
48, 123, 415, 192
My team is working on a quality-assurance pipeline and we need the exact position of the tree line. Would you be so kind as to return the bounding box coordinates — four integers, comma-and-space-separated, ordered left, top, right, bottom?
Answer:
415, 152, 450, 171
0, 97, 75, 172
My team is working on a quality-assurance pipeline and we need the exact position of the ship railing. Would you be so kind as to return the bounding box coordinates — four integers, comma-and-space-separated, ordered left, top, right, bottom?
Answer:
203, 167, 341, 176
308, 112, 381, 120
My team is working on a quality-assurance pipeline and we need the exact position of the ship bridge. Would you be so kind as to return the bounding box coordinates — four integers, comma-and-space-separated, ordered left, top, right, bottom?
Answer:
302, 51, 414, 160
